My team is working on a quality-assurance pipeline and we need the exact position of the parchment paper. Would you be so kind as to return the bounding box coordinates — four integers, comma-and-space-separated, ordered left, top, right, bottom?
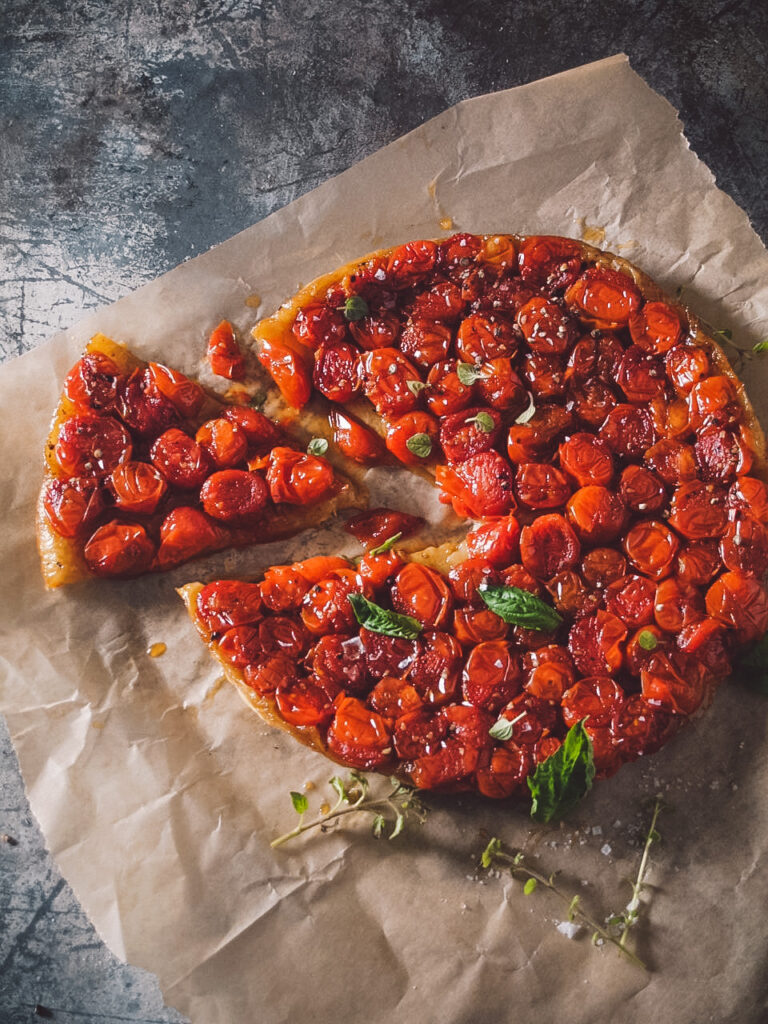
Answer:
2, 55, 768, 1024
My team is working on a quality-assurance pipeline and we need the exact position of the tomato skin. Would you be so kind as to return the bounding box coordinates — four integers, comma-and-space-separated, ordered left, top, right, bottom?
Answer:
117, 369, 178, 438
195, 417, 248, 469
386, 411, 439, 466
312, 341, 361, 403
393, 710, 449, 759
360, 627, 417, 678
677, 617, 731, 677
561, 675, 624, 728
688, 375, 740, 432
266, 447, 336, 505
327, 696, 393, 769
409, 630, 463, 705
496, 692, 557, 744
456, 313, 517, 363
694, 426, 752, 484
387, 239, 439, 287
425, 359, 475, 417
439, 232, 483, 268
669, 481, 728, 540
260, 564, 311, 612
618, 464, 666, 515
292, 302, 348, 350
507, 404, 573, 463
665, 343, 710, 395
644, 439, 697, 486
399, 319, 453, 368
207, 320, 246, 380
564, 266, 642, 328
258, 336, 313, 409
349, 309, 401, 350
568, 610, 627, 675
477, 358, 528, 414
55, 414, 133, 478
301, 573, 361, 635
216, 624, 264, 668
558, 433, 614, 488
520, 513, 580, 581
581, 547, 627, 590
258, 615, 311, 657
462, 640, 522, 712
476, 744, 532, 799
605, 574, 656, 628
625, 625, 667, 675
566, 334, 624, 383
222, 406, 282, 451
523, 645, 575, 702
344, 507, 424, 549
675, 540, 720, 586
617, 346, 668, 404
628, 301, 682, 354
600, 403, 657, 459
623, 519, 680, 579
566, 377, 618, 430
150, 428, 212, 489
200, 469, 269, 523
705, 572, 768, 643
448, 559, 500, 604
84, 521, 156, 578
361, 347, 422, 417
522, 352, 567, 400
610, 695, 677, 760
720, 515, 768, 575
109, 460, 167, 515
328, 408, 384, 464
516, 296, 576, 354
439, 406, 502, 464
518, 235, 583, 291
654, 577, 705, 633
196, 580, 264, 633
64, 353, 123, 413
728, 476, 768, 524
390, 562, 453, 628
147, 362, 205, 418
454, 606, 510, 645
43, 476, 102, 538
309, 633, 369, 695
368, 677, 423, 719
358, 550, 405, 589
157, 507, 221, 569
546, 570, 600, 620
275, 676, 336, 728
465, 515, 521, 568
242, 652, 298, 695
640, 651, 712, 716
435, 451, 516, 519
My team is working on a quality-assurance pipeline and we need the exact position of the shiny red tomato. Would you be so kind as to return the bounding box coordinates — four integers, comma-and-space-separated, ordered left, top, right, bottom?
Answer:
207, 320, 246, 380
477, 358, 528, 414
358, 549, 405, 588
604, 574, 656, 628
623, 519, 680, 579
517, 235, 582, 291
558, 433, 614, 489
344, 507, 424, 549
258, 335, 313, 409
462, 640, 522, 712
64, 353, 123, 413
83, 521, 155, 577
546, 570, 600, 619
465, 514, 521, 568
399, 319, 453, 368
425, 359, 475, 416
360, 627, 417, 678
628, 301, 681, 354
453, 607, 509, 645
435, 451, 517, 519
200, 469, 269, 522
568, 611, 627, 675
523, 645, 575, 702
519, 513, 580, 580
580, 547, 627, 589
727, 476, 768, 523
455, 313, 517, 363
42, 476, 102, 538
564, 266, 641, 328
301, 571, 362, 635
368, 676, 423, 719
361, 347, 422, 417
275, 676, 336, 728
150, 428, 211, 489
516, 296, 576, 354
327, 696, 393, 769
117, 369, 178, 438
308, 633, 369, 694
665, 344, 710, 395
328, 408, 384, 464
349, 309, 401, 350
669, 480, 728, 540
55, 414, 132, 478
266, 447, 335, 505
222, 406, 282, 451
409, 279, 465, 321
244, 652, 299, 695
600, 403, 656, 459
640, 651, 712, 716
507, 404, 573, 463
292, 302, 348, 349
312, 341, 362, 402
654, 577, 705, 633
439, 406, 502, 464
706, 572, 768, 643
476, 744, 532, 799
618, 464, 666, 515
197, 580, 264, 633
409, 630, 463, 705
156, 506, 220, 569
688, 375, 740, 432
393, 710, 448, 759
195, 417, 248, 469
694, 426, 752, 483
109, 460, 167, 515
561, 675, 624, 728
617, 346, 667, 404
390, 562, 453, 628
147, 362, 205, 418
386, 411, 439, 466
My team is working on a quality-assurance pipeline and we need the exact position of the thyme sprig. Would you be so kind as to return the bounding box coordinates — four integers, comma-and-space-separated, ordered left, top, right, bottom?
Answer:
271, 771, 427, 848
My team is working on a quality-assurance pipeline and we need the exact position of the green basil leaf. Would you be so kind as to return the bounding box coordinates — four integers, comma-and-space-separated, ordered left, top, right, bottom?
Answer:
307, 437, 329, 457
466, 410, 495, 433
489, 717, 515, 741
456, 362, 484, 386
348, 593, 423, 639
369, 532, 402, 556
478, 583, 562, 631
406, 379, 428, 396
637, 630, 658, 651
341, 295, 369, 321
290, 791, 308, 815
405, 432, 432, 459
527, 720, 595, 823
731, 632, 768, 694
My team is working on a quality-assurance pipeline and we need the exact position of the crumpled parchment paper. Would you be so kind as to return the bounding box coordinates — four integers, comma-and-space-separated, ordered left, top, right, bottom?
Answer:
2, 54, 768, 1024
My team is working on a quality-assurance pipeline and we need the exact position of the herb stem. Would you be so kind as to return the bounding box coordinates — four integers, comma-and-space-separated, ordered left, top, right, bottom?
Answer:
619, 797, 662, 951
271, 783, 412, 848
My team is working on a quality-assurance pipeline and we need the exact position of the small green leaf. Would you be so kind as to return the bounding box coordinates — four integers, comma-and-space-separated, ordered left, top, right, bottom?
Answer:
489, 717, 515, 741
515, 393, 536, 424
369, 532, 402, 556
389, 812, 405, 839
527, 719, 596, 823
372, 813, 386, 838
637, 630, 658, 652
478, 583, 563, 631
480, 837, 502, 869
731, 631, 768, 694
340, 295, 369, 322
523, 878, 538, 895
307, 437, 329, 457
456, 362, 484, 386
290, 791, 308, 815
466, 410, 495, 433
330, 776, 348, 803
348, 593, 423, 639
753, 339, 768, 354
406, 379, 428, 396
405, 432, 433, 459
568, 894, 581, 921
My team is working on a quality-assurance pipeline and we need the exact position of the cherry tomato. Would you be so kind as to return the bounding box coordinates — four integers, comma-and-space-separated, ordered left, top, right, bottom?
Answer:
566, 485, 626, 544
195, 417, 248, 469
675, 540, 720, 586
641, 651, 712, 716
349, 309, 401, 350
453, 607, 509, 645
222, 406, 282, 451
476, 744, 532, 799
360, 627, 417, 678
465, 514, 521, 567
312, 341, 361, 403
399, 319, 453, 368
157, 506, 221, 568
259, 566, 309, 613
518, 235, 582, 291
654, 578, 705, 633
328, 408, 384, 464
146, 362, 205, 418
566, 377, 618, 429
266, 447, 335, 505
475, 276, 536, 316
64, 353, 123, 413
244, 653, 299, 695
604, 574, 656, 628
583, 723, 622, 778
361, 347, 422, 417
344, 508, 424, 549
480, 233, 517, 270
523, 645, 575, 702
216, 624, 264, 668
580, 546, 628, 593
196, 580, 263, 633
677, 618, 731, 677
258, 335, 313, 409
623, 519, 679, 579
565, 266, 641, 327
501, 564, 541, 594
618, 464, 666, 515
669, 480, 728, 539
117, 369, 178, 438
628, 301, 682, 354
600, 404, 656, 459
546, 570, 600, 619
568, 611, 627, 675
448, 559, 501, 604
258, 615, 311, 657
84, 521, 155, 578
665, 344, 710, 395
507, 404, 573, 463
462, 641, 522, 712
358, 550, 405, 589
477, 358, 528, 413
301, 573, 361, 635
516, 296, 576, 354
728, 476, 768, 524
206, 320, 246, 380
688, 375, 740, 432
292, 302, 348, 349
275, 676, 335, 728
393, 710, 449, 760
512, 463, 569, 511
42, 476, 102, 538
625, 625, 667, 675
617, 346, 668, 405
694, 426, 752, 483
439, 406, 502, 464
610, 695, 676, 759
561, 675, 624, 728
368, 677, 423, 720
408, 279, 465, 321
55, 414, 132, 478
558, 433, 613, 488
409, 630, 463, 705
455, 313, 517, 363
150, 428, 211, 489
496, 692, 558, 744
390, 563, 453, 628
566, 334, 624, 383
720, 515, 768, 575
327, 696, 393, 769
522, 351, 567, 400
425, 358, 475, 416
387, 239, 438, 287
200, 469, 269, 523
435, 451, 517, 519
109, 460, 167, 515
386, 411, 439, 466
520, 513, 580, 581
706, 572, 768, 643
309, 633, 369, 695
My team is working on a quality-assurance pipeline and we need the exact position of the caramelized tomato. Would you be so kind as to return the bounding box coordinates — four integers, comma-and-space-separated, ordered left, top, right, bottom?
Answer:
84, 521, 155, 577
110, 461, 167, 515
207, 320, 246, 380
266, 447, 335, 505
390, 563, 453, 628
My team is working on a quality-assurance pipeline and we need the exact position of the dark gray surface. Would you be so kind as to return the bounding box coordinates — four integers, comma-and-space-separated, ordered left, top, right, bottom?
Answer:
1, 1, 766, 1020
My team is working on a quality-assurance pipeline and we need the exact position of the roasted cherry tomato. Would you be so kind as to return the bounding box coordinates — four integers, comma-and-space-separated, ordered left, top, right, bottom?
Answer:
117, 369, 178, 438
523, 645, 575, 702
610, 695, 676, 760
266, 447, 335, 505
361, 347, 422, 417
568, 611, 627, 676
477, 358, 528, 414
436, 451, 517, 519
600, 403, 656, 459
292, 302, 348, 350
386, 411, 439, 466
42, 476, 102, 538
705, 572, 768, 643
244, 653, 299, 695
349, 309, 401, 350
439, 406, 502, 464
522, 352, 567, 400
156, 507, 220, 569
216, 625, 264, 668
604, 574, 656, 628
222, 406, 282, 451
566, 486, 626, 545
694, 426, 752, 483
516, 296, 576, 354
453, 607, 509, 645
64, 352, 123, 413
55, 414, 132, 478
147, 362, 206, 418
628, 301, 681, 354
507, 404, 573, 463
258, 335, 313, 409
519, 513, 580, 581
399, 319, 453, 368
675, 540, 721, 586
387, 239, 439, 287
513, 463, 570, 510
408, 630, 463, 705
546, 570, 600, 619
207, 320, 246, 379
654, 577, 705, 633
719, 515, 768, 575
688, 375, 741, 432
327, 696, 393, 769
200, 469, 269, 523
558, 433, 613, 488
275, 676, 336, 728
618, 464, 666, 515
455, 313, 517, 363
623, 519, 680, 579
566, 377, 618, 430
390, 562, 453, 628
462, 640, 522, 712
518, 235, 582, 291
258, 615, 311, 657
197, 580, 264, 633
360, 627, 417, 678
195, 417, 248, 469
581, 547, 627, 590
641, 651, 712, 716
617, 346, 667, 405
313, 341, 361, 403
109, 460, 167, 515
561, 675, 624, 728
301, 572, 362, 635
476, 744, 532, 799
727, 476, 768, 524
394, 710, 449, 760
309, 633, 369, 695
409, 279, 466, 321
328, 408, 384, 464
668, 481, 727, 539
368, 676, 423, 719
425, 358, 475, 417
564, 266, 641, 328
150, 428, 211, 489
344, 508, 424, 549
448, 559, 501, 604
665, 344, 710, 395
84, 521, 155, 578
358, 549, 405, 589
465, 514, 521, 568
260, 564, 312, 612
566, 334, 624, 383
496, 692, 558, 745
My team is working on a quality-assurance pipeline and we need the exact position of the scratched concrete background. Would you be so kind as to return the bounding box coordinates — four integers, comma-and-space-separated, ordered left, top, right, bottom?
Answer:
1, 1, 767, 1021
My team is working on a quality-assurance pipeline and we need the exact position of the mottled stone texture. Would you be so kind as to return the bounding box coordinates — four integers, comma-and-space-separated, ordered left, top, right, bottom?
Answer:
0, 0, 766, 1019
